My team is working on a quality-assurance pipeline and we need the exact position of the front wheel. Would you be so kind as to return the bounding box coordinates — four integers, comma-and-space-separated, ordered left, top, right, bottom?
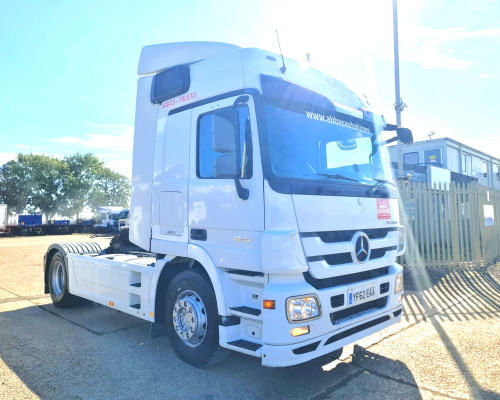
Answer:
165, 269, 227, 367
48, 252, 77, 308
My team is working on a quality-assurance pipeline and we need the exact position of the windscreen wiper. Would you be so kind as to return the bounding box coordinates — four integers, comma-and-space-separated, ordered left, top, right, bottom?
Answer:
369, 179, 396, 195
317, 173, 359, 182
372, 179, 396, 187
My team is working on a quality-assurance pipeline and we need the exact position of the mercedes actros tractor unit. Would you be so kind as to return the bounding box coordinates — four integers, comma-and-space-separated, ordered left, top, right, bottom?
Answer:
44, 42, 412, 367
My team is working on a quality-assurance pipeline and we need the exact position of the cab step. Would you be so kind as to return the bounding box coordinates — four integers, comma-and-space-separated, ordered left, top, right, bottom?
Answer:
229, 306, 262, 321
228, 339, 262, 351
226, 270, 267, 286
224, 339, 263, 357
230, 306, 261, 316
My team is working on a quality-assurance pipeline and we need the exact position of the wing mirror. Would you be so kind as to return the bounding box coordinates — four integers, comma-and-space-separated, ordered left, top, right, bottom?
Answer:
378, 124, 413, 146
396, 127, 413, 144
211, 107, 249, 200
212, 110, 239, 178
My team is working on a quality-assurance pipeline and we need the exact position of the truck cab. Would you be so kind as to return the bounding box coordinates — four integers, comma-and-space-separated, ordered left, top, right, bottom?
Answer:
44, 42, 408, 368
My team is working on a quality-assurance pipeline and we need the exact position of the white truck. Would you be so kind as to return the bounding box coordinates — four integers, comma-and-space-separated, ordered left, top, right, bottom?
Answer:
0, 204, 8, 235
44, 42, 412, 368
96, 206, 123, 229
117, 208, 130, 231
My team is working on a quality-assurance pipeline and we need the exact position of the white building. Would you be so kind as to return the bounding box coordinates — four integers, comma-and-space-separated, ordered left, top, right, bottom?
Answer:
389, 137, 500, 189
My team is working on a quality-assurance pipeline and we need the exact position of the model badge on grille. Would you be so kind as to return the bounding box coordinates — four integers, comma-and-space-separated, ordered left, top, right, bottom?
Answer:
352, 232, 370, 264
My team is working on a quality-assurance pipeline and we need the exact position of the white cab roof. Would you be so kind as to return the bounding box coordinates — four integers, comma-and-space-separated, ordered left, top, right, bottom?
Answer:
138, 41, 241, 75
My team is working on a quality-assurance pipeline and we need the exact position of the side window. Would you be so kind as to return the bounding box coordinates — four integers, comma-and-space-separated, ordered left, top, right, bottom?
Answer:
403, 152, 419, 165
424, 149, 441, 166
197, 105, 253, 179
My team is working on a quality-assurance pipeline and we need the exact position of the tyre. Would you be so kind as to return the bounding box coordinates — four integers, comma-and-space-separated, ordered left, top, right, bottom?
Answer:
165, 269, 227, 367
48, 252, 77, 308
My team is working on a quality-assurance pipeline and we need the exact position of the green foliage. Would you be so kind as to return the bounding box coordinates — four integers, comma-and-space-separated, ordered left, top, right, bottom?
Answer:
0, 160, 29, 215
88, 168, 130, 211
0, 153, 130, 219
61, 153, 105, 218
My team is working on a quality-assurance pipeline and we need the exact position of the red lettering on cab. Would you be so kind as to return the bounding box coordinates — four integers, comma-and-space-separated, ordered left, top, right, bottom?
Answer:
161, 92, 198, 109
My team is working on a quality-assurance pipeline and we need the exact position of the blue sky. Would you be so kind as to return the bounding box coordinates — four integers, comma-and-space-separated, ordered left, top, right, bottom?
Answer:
1, 0, 499, 176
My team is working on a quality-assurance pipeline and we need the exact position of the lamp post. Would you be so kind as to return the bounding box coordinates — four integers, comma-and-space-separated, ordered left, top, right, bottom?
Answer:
393, 0, 406, 179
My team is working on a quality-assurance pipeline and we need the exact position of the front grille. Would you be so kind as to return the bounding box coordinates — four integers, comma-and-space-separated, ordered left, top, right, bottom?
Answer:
307, 246, 397, 266
301, 227, 397, 243
330, 296, 388, 325
307, 252, 352, 265
370, 246, 397, 260
380, 282, 390, 294
304, 267, 389, 290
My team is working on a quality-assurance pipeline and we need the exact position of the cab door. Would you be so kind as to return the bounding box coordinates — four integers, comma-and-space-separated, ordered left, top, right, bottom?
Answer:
188, 95, 264, 272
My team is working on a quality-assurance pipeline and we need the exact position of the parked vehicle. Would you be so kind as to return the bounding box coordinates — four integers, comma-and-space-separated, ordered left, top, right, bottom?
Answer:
46, 219, 71, 235
19, 214, 44, 235
96, 206, 123, 229
44, 42, 411, 367
116, 209, 130, 231
0, 204, 8, 235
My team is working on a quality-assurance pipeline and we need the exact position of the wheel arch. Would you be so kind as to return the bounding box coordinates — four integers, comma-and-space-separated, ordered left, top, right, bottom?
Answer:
151, 245, 227, 324
43, 242, 103, 294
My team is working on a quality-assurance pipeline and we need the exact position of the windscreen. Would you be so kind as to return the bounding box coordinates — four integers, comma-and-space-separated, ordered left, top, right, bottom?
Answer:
262, 100, 392, 187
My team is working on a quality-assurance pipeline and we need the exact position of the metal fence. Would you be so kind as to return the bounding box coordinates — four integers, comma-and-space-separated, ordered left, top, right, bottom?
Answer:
397, 181, 500, 268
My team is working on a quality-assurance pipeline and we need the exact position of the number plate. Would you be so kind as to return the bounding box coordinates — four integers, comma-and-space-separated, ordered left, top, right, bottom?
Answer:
348, 285, 377, 306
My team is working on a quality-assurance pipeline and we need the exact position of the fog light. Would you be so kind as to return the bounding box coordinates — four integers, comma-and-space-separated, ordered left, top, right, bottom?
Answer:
290, 326, 310, 337
394, 273, 404, 294
286, 295, 321, 323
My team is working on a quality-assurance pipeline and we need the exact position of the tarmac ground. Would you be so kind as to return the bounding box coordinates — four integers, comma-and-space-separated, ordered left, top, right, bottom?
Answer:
1, 234, 499, 399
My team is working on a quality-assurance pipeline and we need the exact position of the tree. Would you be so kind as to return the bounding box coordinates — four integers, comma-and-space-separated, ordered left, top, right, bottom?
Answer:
0, 153, 131, 220
62, 153, 130, 217
0, 160, 29, 214
88, 167, 130, 211
62, 153, 105, 218
0, 154, 68, 219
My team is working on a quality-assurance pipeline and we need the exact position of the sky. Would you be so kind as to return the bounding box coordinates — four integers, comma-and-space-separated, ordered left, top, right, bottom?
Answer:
1, 0, 499, 177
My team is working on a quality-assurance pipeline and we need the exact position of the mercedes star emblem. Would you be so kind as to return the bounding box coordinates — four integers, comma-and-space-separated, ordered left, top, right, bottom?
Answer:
352, 232, 371, 264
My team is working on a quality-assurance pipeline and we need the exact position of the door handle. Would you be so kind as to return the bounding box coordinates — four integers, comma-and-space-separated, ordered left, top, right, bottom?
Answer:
190, 229, 207, 241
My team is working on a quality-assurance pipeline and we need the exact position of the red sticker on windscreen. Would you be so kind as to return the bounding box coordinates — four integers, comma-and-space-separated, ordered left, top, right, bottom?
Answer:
377, 199, 391, 219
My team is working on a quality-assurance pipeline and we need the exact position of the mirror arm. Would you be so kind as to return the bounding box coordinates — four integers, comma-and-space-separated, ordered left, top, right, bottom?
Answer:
234, 178, 249, 200
384, 123, 398, 131
376, 136, 398, 147
233, 95, 249, 108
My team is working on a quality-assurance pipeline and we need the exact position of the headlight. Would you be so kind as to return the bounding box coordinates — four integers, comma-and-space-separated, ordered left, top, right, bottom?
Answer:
286, 295, 321, 323
394, 272, 404, 294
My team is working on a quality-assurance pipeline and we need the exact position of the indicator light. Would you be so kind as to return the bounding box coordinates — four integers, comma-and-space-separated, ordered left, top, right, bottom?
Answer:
263, 300, 275, 309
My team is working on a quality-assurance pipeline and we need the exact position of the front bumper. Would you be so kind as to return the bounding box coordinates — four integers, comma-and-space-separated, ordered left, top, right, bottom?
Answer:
259, 263, 403, 367
261, 304, 402, 367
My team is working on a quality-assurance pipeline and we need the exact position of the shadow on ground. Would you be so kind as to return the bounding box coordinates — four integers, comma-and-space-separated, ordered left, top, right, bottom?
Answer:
403, 264, 500, 323
0, 301, 420, 400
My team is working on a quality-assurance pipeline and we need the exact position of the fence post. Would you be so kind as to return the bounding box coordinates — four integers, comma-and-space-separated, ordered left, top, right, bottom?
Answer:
470, 182, 481, 266
449, 182, 460, 266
